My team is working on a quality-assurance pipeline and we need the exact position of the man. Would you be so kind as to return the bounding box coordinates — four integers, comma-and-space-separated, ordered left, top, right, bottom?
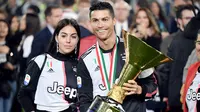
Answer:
28, 5, 62, 60
157, 5, 196, 112
61, 0, 78, 20
77, 2, 157, 112
77, 8, 96, 57
114, 0, 131, 37
182, 10, 200, 83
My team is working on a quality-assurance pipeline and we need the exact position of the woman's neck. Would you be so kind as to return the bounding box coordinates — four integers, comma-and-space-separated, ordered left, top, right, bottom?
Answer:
0, 37, 6, 42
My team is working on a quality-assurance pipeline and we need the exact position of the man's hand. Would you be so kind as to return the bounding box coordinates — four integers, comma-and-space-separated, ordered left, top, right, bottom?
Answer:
122, 79, 142, 95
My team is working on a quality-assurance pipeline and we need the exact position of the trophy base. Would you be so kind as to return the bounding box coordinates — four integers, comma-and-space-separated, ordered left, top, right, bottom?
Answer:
87, 95, 123, 112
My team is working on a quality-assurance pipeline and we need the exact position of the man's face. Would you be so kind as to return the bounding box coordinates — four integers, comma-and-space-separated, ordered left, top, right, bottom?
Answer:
115, 2, 129, 23
47, 8, 63, 28
90, 10, 116, 40
196, 35, 200, 60
178, 10, 194, 30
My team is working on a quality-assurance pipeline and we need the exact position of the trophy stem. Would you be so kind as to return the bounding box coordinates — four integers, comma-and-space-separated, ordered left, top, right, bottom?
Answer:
118, 63, 141, 86
107, 63, 141, 104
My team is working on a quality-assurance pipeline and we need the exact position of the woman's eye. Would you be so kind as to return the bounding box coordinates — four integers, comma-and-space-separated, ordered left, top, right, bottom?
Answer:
61, 35, 66, 38
71, 35, 77, 39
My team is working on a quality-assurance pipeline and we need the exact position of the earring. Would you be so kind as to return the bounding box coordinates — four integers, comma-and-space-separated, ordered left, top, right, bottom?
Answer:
75, 47, 77, 54
57, 43, 59, 52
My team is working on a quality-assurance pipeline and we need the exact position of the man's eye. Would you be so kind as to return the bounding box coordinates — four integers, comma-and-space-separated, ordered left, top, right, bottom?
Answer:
103, 19, 108, 21
92, 19, 98, 22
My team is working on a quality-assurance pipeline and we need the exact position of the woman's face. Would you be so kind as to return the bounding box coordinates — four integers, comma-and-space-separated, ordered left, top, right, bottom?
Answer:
0, 21, 8, 38
151, 2, 160, 17
11, 16, 19, 32
136, 10, 150, 28
56, 25, 79, 54
19, 15, 26, 31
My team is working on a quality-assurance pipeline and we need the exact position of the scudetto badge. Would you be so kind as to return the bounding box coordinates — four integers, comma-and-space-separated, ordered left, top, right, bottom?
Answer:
24, 74, 31, 85
77, 76, 82, 88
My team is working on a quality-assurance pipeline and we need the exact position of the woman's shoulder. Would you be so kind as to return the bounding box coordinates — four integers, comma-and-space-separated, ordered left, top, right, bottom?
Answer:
30, 53, 48, 68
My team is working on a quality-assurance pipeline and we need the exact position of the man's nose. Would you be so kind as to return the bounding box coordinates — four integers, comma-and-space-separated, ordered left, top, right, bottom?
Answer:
97, 21, 104, 28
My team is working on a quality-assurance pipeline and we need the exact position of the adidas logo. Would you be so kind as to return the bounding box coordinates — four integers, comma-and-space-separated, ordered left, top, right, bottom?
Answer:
94, 66, 100, 72
47, 68, 54, 73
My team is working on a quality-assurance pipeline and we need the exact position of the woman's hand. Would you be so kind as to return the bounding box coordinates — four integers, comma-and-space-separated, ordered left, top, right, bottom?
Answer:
4, 62, 15, 70
122, 79, 142, 95
0, 46, 10, 54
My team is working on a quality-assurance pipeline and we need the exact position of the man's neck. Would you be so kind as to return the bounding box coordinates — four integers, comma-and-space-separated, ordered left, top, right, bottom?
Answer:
97, 35, 116, 51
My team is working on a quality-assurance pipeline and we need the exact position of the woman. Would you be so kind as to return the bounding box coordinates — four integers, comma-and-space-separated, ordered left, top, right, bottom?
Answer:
181, 31, 200, 112
150, 1, 169, 39
18, 18, 80, 112
129, 8, 162, 50
18, 13, 40, 82
8, 15, 20, 36
0, 19, 18, 112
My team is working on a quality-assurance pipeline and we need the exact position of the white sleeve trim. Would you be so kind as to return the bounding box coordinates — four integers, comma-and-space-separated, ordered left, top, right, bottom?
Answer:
138, 67, 154, 79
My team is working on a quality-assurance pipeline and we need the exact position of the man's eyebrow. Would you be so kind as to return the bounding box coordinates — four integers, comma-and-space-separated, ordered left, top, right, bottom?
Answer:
91, 16, 110, 20
91, 18, 99, 20
102, 17, 109, 19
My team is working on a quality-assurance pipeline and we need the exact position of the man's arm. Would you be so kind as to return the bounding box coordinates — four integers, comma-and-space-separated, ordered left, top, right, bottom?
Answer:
77, 58, 93, 112
136, 73, 158, 99
123, 68, 157, 99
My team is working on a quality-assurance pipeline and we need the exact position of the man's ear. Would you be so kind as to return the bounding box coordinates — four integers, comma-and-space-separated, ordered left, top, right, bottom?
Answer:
113, 17, 116, 25
176, 18, 182, 28
46, 16, 50, 23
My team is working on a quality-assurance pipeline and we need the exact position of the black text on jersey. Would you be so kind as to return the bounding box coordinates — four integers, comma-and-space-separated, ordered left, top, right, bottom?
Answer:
47, 82, 77, 99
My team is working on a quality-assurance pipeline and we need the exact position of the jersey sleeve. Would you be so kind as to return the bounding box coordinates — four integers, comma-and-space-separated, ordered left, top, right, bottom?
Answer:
136, 72, 158, 99
77, 58, 93, 112
18, 55, 45, 112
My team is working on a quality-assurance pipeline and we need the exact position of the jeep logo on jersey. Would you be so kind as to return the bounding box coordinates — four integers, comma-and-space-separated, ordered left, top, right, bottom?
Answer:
47, 82, 77, 99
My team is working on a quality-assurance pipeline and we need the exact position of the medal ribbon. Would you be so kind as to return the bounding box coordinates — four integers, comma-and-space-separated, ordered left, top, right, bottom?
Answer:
96, 40, 118, 91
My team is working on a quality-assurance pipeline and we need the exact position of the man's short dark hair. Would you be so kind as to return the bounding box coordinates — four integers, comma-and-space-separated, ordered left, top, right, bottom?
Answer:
61, 0, 75, 7
176, 5, 196, 19
89, 2, 115, 18
44, 5, 60, 17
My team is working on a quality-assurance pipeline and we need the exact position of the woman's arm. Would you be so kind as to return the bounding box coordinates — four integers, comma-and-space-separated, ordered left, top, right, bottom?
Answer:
18, 60, 41, 112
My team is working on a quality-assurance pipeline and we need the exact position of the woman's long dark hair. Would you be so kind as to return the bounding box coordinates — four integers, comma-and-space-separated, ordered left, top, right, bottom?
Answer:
130, 8, 160, 36
151, 1, 168, 30
25, 13, 40, 36
47, 18, 80, 59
